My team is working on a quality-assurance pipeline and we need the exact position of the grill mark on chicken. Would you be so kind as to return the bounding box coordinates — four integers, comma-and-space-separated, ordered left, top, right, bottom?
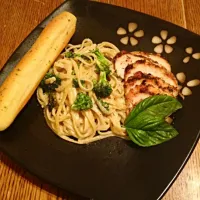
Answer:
114, 51, 171, 79
132, 51, 171, 72
129, 84, 174, 96
125, 83, 176, 114
114, 52, 141, 79
125, 60, 178, 87
113, 50, 128, 63
124, 71, 178, 96
114, 51, 178, 114
114, 52, 169, 79
125, 79, 178, 97
124, 63, 178, 114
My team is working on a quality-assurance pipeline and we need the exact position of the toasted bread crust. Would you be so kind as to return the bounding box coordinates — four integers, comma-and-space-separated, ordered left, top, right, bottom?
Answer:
0, 12, 77, 131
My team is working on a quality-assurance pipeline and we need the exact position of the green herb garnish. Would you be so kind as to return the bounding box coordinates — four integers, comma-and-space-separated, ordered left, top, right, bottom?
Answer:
125, 95, 182, 147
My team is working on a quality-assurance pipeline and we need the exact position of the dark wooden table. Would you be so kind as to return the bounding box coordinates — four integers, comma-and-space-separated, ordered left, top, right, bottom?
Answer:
0, 0, 200, 199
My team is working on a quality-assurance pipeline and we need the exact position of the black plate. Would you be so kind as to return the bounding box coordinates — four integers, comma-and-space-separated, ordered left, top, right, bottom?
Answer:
0, 1, 200, 200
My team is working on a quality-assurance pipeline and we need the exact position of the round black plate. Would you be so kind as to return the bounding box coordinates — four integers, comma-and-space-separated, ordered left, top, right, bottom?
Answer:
0, 1, 200, 200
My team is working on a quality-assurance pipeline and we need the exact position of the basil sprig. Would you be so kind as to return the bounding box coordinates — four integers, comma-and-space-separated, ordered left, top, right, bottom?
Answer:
125, 95, 182, 147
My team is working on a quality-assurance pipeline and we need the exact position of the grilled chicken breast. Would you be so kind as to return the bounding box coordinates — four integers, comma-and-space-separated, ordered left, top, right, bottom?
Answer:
125, 72, 178, 113
125, 71, 178, 97
114, 51, 143, 79
125, 60, 177, 87
113, 51, 178, 114
132, 51, 171, 72
114, 51, 171, 79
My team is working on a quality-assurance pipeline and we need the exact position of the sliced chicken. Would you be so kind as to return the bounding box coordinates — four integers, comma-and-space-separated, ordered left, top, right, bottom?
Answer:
114, 51, 143, 79
114, 51, 171, 79
124, 62, 178, 114
125, 72, 178, 97
125, 79, 178, 114
126, 92, 150, 114
132, 51, 171, 72
114, 51, 178, 114
125, 60, 178, 87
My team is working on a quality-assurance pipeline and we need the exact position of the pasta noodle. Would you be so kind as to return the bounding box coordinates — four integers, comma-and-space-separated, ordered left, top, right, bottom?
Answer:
37, 39, 128, 144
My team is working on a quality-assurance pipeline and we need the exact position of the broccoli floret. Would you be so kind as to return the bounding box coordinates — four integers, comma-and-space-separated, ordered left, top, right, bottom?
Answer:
93, 71, 112, 98
65, 51, 81, 58
98, 98, 109, 111
72, 79, 85, 88
48, 94, 57, 111
71, 92, 93, 111
93, 49, 111, 75
40, 73, 61, 93
95, 64, 111, 76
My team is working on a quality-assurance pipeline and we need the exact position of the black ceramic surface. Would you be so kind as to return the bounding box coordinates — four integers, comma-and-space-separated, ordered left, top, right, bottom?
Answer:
0, 1, 200, 200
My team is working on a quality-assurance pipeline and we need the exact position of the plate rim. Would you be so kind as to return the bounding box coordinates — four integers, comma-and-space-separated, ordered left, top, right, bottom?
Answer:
0, 1, 200, 200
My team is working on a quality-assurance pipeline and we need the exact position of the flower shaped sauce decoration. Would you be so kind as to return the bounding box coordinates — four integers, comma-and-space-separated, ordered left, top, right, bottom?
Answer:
117, 22, 144, 46
152, 30, 177, 54
183, 47, 200, 63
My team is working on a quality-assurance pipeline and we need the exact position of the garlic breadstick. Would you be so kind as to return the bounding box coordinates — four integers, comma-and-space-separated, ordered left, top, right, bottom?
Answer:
0, 11, 77, 131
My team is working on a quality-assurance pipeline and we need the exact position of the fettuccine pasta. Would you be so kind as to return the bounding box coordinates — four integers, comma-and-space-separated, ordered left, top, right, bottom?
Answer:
37, 39, 127, 144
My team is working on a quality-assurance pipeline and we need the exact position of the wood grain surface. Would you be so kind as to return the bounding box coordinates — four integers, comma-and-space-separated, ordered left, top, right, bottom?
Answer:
0, 0, 200, 199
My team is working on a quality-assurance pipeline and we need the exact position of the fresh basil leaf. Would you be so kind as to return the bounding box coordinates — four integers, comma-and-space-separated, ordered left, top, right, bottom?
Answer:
126, 114, 164, 130
124, 95, 182, 147
126, 122, 178, 147
125, 95, 182, 127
